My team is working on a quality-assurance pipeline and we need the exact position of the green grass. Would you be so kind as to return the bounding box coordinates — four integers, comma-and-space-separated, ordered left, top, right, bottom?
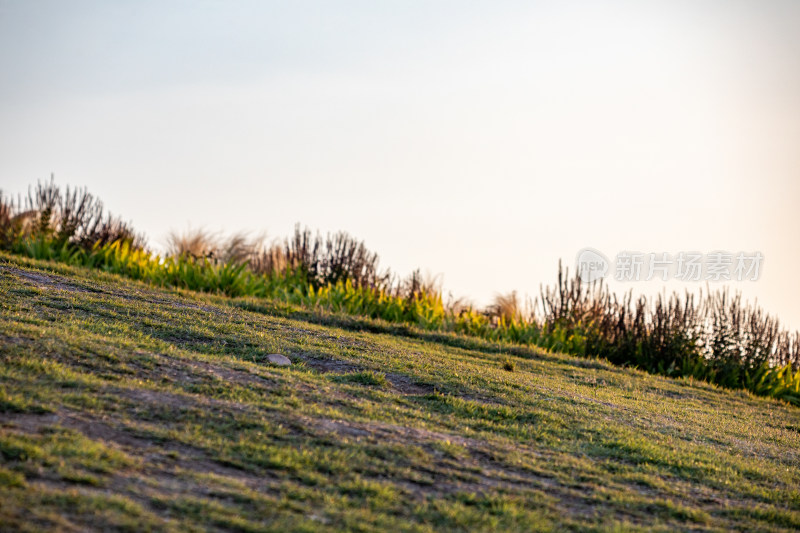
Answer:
2, 252, 800, 532
331, 370, 390, 387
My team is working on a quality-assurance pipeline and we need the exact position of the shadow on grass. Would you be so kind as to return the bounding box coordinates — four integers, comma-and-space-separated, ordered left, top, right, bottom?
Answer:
228, 298, 613, 372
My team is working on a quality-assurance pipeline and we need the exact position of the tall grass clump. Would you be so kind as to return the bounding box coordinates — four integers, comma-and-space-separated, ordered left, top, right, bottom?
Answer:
0, 177, 142, 253
166, 228, 266, 265
249, 225, 390, 290
529, 263, 800, 403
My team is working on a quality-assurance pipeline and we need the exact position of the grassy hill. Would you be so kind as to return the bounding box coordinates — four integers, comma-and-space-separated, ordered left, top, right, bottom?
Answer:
1, 252, 799, 532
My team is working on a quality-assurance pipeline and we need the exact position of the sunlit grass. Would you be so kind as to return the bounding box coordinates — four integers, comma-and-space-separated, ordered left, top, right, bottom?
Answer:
2, 253, 800, 531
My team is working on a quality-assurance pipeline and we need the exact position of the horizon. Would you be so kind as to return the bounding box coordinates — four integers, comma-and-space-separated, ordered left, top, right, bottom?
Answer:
1, 0, 798, 330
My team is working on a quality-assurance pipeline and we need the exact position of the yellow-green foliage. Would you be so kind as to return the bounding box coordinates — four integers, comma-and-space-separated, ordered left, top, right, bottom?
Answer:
746, 362, 800, 404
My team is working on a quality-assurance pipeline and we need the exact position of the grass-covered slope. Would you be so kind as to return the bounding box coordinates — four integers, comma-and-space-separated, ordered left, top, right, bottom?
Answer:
1, 253, 799, 532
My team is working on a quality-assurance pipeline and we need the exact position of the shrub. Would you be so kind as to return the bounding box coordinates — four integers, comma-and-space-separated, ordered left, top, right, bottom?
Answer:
0, 177, 142, 252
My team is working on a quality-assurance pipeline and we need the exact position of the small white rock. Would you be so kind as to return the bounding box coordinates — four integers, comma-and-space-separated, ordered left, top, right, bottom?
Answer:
266, 353, 291, 366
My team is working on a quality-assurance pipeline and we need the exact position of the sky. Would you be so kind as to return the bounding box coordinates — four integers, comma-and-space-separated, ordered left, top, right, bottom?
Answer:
1, 0, 799, 330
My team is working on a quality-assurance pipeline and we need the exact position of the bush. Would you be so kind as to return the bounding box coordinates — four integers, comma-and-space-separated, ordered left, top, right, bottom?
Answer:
0, 177, 142, 251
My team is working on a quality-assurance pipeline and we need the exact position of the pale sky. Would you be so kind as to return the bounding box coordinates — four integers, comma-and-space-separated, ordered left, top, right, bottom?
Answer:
1, 0, 798, 330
